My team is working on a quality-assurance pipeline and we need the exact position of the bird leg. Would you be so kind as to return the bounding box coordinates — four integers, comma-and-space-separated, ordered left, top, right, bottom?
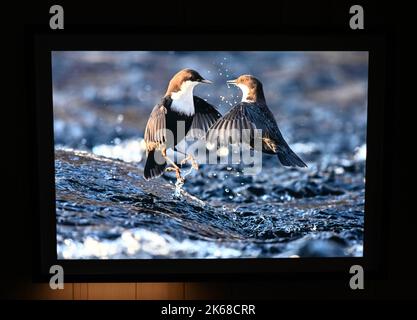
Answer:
165, 167, 185, 184
180, 153, 199, 170
162, 148, 184, 183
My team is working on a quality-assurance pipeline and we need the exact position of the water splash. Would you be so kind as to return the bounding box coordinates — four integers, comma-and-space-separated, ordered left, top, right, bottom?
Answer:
174, 176, 184, 198
173, 162, 198, 198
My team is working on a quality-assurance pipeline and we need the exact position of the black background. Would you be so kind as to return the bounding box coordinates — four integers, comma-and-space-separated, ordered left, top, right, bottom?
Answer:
1, 0, 414, 301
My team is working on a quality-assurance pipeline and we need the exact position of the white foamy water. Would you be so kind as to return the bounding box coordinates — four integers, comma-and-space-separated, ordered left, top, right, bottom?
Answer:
354, 144, 367, 161
92, 138, 147, 163
58, 228, 242, 259
291, 142, 318, 154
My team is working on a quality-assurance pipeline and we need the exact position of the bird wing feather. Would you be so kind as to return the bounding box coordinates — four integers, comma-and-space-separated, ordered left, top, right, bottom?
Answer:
207, 102, 281, 149
244, 103, 289, 152
206, 102, 306, 167
187, 96, 222, 139
144, 98, 169, 150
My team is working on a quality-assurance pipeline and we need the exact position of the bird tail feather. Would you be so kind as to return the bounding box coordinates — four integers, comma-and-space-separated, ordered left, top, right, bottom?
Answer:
143, 150, 166, 180
277, 146, 307, 168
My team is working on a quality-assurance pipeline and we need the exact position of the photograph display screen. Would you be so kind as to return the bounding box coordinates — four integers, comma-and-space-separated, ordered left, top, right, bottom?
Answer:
52, 51, 368, 260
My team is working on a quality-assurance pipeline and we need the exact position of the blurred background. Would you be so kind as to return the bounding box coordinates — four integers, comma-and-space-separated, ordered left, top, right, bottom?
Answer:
52, 51, 368, 164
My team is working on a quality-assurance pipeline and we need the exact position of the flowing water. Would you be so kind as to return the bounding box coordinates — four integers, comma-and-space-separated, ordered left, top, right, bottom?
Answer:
56, 148, 364, 259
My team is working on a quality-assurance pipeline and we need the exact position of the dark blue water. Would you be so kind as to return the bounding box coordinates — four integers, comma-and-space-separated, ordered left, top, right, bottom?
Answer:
56, 149, 364, 258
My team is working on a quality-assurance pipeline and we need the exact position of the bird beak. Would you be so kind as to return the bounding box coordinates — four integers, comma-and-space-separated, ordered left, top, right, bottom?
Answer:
201, 79, 213, 84
227, 79, 237, 85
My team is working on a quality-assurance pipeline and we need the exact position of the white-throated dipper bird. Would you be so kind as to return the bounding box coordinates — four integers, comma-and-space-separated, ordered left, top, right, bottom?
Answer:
143, 69, 221, 180
207, 75, 307, 167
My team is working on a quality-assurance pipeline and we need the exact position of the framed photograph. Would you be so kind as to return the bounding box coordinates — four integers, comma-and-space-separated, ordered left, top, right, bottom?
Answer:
32, 32, 386, 280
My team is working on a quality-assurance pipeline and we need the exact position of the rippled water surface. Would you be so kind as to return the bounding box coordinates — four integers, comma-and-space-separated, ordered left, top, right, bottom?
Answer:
56, 148, 364, 258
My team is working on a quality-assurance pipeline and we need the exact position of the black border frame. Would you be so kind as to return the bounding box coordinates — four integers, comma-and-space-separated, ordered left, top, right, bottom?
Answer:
31, 32, 386, 282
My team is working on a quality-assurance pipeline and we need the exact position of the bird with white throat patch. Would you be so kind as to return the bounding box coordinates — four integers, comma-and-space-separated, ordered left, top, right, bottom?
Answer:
143, 69, 221, 181
207, 74, 307, 168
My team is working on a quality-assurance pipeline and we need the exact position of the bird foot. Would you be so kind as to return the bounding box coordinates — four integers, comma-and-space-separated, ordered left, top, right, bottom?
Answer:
165, 166, 185, 184
180, 154, 199, 170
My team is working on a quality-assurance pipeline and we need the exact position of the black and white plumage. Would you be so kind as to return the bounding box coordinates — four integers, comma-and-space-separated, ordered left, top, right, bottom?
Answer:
143, 69, 221, 180
207, 75, 307, 167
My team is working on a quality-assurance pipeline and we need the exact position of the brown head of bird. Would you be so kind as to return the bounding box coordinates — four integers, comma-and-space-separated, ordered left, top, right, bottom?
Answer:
227, 75, 266, 103
165, 68, 212, 97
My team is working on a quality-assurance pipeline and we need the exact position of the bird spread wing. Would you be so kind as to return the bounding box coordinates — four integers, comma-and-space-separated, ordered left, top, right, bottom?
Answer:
245, 103, 290, 153
206, 102, 280, 150
206, 102, 307, 167
144, 98, 170, 151
187, 96, 222, 139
